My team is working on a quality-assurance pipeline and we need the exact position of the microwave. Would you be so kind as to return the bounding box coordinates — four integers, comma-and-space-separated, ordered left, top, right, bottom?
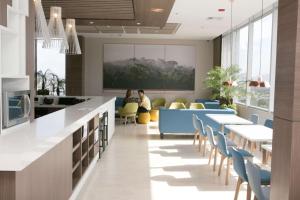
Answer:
2, 90, 31, 129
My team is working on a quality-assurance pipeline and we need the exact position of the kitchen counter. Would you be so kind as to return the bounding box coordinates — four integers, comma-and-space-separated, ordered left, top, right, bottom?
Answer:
0, 96, 116, 171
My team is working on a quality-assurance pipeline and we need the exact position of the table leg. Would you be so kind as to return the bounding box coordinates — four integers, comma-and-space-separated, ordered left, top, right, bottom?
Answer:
262, 149, 267, 165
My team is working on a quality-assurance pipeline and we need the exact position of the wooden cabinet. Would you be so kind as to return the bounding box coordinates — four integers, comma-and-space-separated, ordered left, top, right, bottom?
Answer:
0, 115, 100, 200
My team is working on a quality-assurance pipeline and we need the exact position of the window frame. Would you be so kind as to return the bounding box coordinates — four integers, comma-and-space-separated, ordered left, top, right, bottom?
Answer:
221, 3, 278, 112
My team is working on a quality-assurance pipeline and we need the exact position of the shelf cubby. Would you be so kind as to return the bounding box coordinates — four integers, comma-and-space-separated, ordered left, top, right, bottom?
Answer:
72, 163, 81, 189
73, 128, 82, 148
81, 155, 89, 175
72, 146, 81, 168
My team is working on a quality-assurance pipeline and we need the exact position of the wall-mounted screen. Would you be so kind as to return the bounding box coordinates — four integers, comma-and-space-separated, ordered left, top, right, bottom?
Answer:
103, 44, 195, 90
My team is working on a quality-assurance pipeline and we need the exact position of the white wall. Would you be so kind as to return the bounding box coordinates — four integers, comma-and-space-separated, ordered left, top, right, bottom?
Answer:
83, 37, 213, 102
237, 104, 273, 124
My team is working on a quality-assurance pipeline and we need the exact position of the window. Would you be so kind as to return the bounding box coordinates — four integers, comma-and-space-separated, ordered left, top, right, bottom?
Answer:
236, 26, 249, 104
221, 4, 277, 111
249, 14, 273, 109
36, 40, 66, 96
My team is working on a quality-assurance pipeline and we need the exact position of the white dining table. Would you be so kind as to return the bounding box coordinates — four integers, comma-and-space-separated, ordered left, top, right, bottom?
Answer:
206, 114, 253, 132
225, 124, 273, 152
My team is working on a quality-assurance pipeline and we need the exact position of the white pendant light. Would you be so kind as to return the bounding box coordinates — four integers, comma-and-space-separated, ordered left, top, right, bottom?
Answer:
60, 19, 82, 55
33, 0, 50, 45
43, 6, 69, 51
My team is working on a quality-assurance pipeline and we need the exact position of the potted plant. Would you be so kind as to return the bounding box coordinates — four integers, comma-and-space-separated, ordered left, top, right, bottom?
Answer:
36, 69, 51, 95
204, 66, 241, 110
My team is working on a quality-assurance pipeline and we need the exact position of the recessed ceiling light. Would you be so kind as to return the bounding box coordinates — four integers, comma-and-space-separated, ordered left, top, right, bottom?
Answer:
136, 22, 141, 25
106, 25, 111, 28
89, 21, 94, 25
151, 8, 164, 13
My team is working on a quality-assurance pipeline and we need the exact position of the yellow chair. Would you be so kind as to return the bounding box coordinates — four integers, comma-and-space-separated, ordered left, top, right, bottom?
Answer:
138, 112, 151, 124
151, 98, 166, 109
189, 103, 205, 109
150, 109, 159, 121
175, 98, 188, 106
169, 102, 186, 109
119, 103, 138, 125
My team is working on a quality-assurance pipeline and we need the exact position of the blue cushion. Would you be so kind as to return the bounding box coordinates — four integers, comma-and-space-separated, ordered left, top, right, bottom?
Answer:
260, 169, 271, 185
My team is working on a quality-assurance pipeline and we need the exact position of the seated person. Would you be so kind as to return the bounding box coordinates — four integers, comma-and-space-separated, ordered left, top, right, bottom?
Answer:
122, 89, 133, 107
137, 90, 151, 113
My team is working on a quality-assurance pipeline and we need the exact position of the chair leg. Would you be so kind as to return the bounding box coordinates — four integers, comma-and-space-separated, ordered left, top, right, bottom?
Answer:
198, 135, 203, 153
202, 137, 207, 157
246, 183, 252, 200
218, 155, 225, 176
134, 116, 137, 125
234, 177, 243, 200
124, 116, 127, 125
225, 157, 231, 185
193, 130, 198, 145
213, 147, 218, 172
208, 146, 213, 165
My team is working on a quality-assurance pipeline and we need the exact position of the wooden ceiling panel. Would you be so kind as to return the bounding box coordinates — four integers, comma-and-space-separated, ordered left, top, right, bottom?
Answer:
42, 0, 175, 28
124, 26, 138, 34
42, 0, 135, 20
76, 25, 99, 33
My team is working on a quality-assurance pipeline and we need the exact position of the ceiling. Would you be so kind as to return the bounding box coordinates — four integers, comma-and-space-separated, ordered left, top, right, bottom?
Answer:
42, 0, 278, 40
42, 0, 175, 27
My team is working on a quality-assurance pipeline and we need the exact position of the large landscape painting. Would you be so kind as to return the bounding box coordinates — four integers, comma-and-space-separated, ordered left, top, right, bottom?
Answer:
103, 44, 195, 90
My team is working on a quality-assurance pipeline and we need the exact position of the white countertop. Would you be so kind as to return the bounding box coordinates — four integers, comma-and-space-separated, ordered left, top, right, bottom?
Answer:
0, 96, 116, 171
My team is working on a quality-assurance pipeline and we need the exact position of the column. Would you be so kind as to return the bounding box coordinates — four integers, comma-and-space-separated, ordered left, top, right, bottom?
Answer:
271, 0, 300, 199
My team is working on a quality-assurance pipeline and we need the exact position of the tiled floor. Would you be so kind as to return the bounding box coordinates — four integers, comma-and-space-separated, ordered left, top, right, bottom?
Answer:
77, 121, 259, 200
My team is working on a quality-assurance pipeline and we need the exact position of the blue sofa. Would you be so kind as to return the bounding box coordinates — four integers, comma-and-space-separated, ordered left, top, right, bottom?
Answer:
158, 108, 235, 139
195, 99, 220, 109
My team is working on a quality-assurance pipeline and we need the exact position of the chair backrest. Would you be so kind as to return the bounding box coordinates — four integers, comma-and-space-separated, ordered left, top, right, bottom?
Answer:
152, 98, 166, 109
175, 98, 188, 105
189, 103, 205, 109
216, 132, 230, 157
264, 119, 273, 129
246, 161, 268, 200
250, 114, 259, 124
192, 114, 206, 136
206, 125, 217, 147
169, 102, 186, 109
123, 103, 138, 114
229, 147, 248, 182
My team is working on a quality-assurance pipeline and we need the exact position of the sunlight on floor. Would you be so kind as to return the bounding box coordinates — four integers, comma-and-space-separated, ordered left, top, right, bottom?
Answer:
77, 121, 269, 200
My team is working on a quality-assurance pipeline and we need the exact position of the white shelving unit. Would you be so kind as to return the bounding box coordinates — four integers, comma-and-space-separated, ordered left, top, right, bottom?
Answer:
0, 0, 30, 134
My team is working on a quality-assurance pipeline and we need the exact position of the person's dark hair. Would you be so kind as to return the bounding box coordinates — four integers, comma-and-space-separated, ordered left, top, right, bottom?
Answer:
138, 90, 144, 94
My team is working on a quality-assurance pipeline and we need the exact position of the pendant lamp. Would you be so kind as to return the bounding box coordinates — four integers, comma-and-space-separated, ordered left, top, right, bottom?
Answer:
43, 6, 69, 51
33, 0, 50, 45
249, 0, 270, 88
60, 19, 82, 55
223, 0, 237, 87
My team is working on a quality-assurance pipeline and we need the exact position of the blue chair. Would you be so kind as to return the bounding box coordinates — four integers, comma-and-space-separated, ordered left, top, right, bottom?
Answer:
216, 132, 253, 185
193, 114, 207, 156
246, 161, 270, 200
264, 119, 273, 129
206, 126, 236, 172
230, 148, 271, 200
192, 114, 200, 145
250, 114, 259, 124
